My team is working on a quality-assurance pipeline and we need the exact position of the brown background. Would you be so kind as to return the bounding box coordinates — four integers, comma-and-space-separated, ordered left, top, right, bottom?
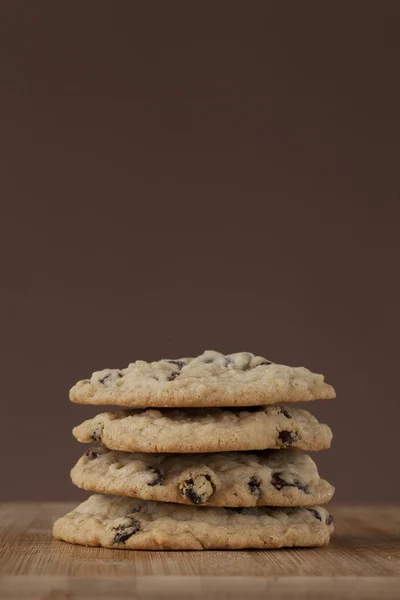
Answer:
1, 1, 399, 503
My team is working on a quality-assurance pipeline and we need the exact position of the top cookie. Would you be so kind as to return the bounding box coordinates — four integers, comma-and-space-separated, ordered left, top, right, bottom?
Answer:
70, 350, 335, 408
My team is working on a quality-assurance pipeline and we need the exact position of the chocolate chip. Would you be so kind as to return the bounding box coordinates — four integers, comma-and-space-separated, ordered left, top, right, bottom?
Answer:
271, 471, 309, 493
167, 360, 186, 369
181, 474, 215, 504
278, 408, 292, 419
306, 508, 322, 521
112, 518, 141, 544
167, 371, 180, 381
291, 478, 309, 493
278, 430, 298, 446
271, 472, 286, 490
91, 427, 103, 442
99, 372, 123, 384
85, 447, 100, 460
147, 467, 163, 486
326, 513, 334, 526
248, 476, 262, 498
292, 478, 309, 493
182, 480, 200, 504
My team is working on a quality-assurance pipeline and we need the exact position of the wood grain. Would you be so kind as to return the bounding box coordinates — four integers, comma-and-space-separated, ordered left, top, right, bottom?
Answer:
1, 503, 399, 599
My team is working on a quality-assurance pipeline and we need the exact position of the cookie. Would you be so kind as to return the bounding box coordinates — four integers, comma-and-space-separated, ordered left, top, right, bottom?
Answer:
71, 447, 334, 507
72, 405, 332, 453
70, 350, 335, 408
53, 494, 334, 550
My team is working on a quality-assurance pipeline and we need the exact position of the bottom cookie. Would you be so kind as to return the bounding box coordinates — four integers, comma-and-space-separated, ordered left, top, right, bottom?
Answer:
53, 494, 334, 550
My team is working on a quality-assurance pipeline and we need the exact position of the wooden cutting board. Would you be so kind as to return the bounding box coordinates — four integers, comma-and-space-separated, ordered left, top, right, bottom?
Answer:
1, 503, 399, 599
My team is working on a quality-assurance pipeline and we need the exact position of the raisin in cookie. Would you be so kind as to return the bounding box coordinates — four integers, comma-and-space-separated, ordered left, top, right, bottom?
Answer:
72, 405, 332, 453
70, 350, 335, 408
71, 448, 334, 507
53, 494, 334, 550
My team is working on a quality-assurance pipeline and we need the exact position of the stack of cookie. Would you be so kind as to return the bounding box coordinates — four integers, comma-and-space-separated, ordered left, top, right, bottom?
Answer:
53, 350, 335, 550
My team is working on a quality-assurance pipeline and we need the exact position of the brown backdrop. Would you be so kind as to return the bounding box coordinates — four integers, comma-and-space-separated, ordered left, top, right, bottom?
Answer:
1, 1, 399, 503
